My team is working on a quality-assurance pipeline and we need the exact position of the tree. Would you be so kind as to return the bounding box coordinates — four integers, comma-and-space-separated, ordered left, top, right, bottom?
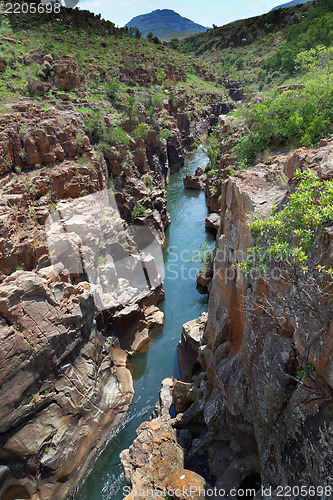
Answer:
135, 27, 141, 39
147, 31, 153, 42
125, 95, 138, 128
170, 38, 179, 50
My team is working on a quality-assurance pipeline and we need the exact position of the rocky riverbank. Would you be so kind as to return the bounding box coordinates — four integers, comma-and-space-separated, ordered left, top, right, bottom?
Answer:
121, 140, 333, 498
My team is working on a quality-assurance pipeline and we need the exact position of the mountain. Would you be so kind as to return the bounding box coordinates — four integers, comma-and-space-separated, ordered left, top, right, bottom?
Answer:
124, 9, 209, 41
271, 0, 312, 10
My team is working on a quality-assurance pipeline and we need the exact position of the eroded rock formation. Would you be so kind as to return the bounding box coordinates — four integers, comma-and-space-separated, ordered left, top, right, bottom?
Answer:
126, 142, 333, 499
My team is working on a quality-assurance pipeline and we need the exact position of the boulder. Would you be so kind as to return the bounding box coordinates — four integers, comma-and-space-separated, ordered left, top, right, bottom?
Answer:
27, 79, 50, 96
0, 57, 7, 72
318, 156, 333, 180
172, 380, 192, 414
54, 56, 80, 91
183, 173, 205, 190
205, 213, 220, 231
177, 313, 208, 382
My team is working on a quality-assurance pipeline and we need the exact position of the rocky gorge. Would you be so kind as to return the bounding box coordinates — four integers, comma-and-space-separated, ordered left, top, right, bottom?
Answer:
1, 2, 333, 499
121, 141, 333, 498
0, 18, 234, 497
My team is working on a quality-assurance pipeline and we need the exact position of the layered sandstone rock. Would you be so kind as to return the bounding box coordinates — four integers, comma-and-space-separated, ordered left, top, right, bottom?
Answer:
0, 271, 133, 500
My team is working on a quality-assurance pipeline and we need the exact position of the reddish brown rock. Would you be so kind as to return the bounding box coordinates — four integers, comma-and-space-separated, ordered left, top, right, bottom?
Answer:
177, 313, 208, 382
27, 79, 50, 96
120, 378, 207, 500
54, 56, 81, 91
0, 57, 7, 72
0, 271, 134, 500
283, 147, 308, 180
0, 106, 91, 174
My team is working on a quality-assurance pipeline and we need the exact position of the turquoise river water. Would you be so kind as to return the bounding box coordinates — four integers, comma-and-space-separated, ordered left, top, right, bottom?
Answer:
72, 147, 215, 500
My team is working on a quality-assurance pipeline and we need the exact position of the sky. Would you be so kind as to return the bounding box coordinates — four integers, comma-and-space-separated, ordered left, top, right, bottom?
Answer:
78, 0, 286, 29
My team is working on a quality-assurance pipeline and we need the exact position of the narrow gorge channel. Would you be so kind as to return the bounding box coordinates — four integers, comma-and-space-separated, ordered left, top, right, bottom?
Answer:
72, 147, 215, 500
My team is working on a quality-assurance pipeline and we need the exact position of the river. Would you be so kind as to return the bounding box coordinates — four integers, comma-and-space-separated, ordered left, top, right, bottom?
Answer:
72, 147, 215, 500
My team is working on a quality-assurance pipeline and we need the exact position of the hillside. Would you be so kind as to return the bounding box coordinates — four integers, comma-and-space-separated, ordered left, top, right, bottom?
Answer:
124, 9, 209, 40
179, 0, 331, 92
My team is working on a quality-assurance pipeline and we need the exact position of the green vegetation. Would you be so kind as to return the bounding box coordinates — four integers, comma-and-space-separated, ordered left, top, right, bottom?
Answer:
187, 242, 216, 276
233, 45, 333, 167
297, 365, 316, 381
240, 169, 333, 277
0, 6, 219, 104
132, 202, 146, 219
30, 392, 39, 405
133, 123, 149, 138
205, 133, 220, 169
179, 0, 332, 92
158, 128, 172, 140
263, 0, 333, 74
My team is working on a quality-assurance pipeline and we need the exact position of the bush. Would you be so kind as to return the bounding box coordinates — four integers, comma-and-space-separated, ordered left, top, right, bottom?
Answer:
240, 169, 333, 278
133, 123, 148, 138
84, 111, 104, 144
235, 57, 245, 69
206, 133, 221, 169
132, 202, 146, 219
158, 128, 172, 140
106, 80, 121, 100
233, 71, 333, 167
107, 126, 130, 146
155, 68, 165, 84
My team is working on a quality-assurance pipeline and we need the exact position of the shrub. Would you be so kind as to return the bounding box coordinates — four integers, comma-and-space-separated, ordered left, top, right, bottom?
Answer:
235, 57, 245, 69
206, 133, 220, 169
158, 128, 172, 140
107, 126, 130, 146
233, 71, 333, 167
240, 169, 333, 278
132, 202, 146, 219
84, 111, 104, 144
133, 123, 148, 138
210, 185, 217, 196
106, 80, 121, 100
155, 69, 165, 84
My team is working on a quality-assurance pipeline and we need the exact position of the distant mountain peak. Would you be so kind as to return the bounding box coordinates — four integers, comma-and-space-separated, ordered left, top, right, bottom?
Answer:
271, 0, 312, 11
124, 9, 209, 42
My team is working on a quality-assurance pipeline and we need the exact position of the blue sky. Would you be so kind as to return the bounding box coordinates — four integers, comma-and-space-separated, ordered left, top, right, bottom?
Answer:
78, 0, 284, 28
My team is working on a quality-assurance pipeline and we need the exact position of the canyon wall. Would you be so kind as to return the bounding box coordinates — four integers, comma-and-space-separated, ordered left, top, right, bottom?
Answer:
0, 87, 228, 499
122, 141, 333, 499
